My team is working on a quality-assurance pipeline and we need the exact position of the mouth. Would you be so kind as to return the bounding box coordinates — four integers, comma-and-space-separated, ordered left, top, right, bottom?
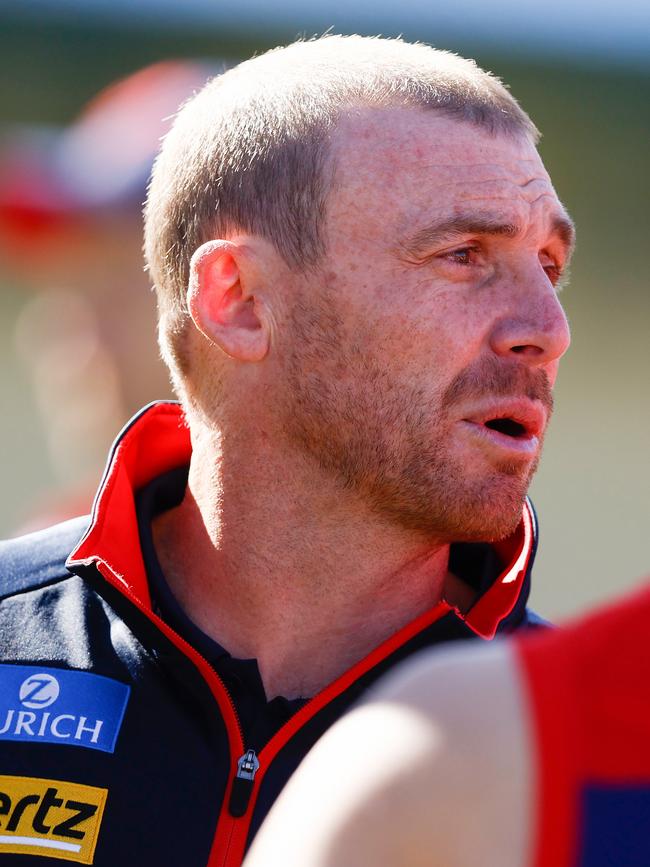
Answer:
459, 400, 546, 458
483, 417, 530, 439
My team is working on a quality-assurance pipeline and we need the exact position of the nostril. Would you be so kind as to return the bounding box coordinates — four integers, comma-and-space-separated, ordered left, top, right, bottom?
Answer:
510, 344, 543, 356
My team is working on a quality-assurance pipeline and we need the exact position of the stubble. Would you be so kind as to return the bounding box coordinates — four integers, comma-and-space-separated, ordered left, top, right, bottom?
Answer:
281, 289, 552, 543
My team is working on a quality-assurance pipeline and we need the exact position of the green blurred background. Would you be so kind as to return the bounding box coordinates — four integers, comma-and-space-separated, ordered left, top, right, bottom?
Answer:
1, 5, 648, 619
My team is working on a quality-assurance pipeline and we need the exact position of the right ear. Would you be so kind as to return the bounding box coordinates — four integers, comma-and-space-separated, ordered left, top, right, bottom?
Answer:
187, 240, 270, 363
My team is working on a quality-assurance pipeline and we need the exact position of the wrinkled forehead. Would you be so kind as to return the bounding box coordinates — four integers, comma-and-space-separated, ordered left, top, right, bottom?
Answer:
328, 107, 560, 233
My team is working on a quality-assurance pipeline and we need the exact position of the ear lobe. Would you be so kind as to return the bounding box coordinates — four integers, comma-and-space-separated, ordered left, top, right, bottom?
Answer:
187, 240, 269, 363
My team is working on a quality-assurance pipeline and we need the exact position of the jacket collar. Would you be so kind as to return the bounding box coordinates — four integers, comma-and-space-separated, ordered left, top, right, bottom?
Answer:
68, 401, 536, 639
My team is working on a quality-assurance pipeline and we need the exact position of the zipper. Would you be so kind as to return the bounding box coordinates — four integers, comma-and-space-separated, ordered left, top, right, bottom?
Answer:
228, 750, 260, 817
213, 602, 452, 866
88, 561, 263, 867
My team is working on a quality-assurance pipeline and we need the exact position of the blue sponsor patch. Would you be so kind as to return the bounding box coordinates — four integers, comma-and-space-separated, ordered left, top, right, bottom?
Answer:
0, 664, 130, 754
578, 783, 650, 867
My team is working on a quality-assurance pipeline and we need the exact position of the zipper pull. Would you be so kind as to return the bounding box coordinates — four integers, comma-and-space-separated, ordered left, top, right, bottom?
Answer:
228, 749, 260, 817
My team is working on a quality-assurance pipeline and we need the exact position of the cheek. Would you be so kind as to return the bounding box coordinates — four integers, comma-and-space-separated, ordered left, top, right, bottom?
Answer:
390, 292, 486, 374
356, 269, 492, 383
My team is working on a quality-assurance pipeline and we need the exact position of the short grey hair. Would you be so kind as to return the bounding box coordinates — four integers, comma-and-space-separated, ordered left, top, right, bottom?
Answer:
144, 34, 539, 381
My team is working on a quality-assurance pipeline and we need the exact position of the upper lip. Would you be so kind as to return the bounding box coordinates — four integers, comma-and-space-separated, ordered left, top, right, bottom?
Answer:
460, 398, 546, 438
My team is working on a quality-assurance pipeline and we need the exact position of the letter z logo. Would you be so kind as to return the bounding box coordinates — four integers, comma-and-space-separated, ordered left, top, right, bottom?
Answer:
0, 776, 107, 864
19, 674, 60, 709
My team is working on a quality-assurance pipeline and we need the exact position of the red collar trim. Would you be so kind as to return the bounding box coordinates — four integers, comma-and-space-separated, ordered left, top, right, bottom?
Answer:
67, 402, 192, 606
460, 498, 534, 638
67, 401, 534, 636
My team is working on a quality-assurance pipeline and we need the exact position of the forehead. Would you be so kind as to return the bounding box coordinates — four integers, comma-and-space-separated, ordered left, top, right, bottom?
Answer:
328, 108, 562, 237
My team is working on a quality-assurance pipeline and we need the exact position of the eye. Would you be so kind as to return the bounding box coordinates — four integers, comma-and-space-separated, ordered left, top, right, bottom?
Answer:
443, 246, 480, 266
538, 245, 569, 287
544, 264, 563, 284
540, 256, 567, 289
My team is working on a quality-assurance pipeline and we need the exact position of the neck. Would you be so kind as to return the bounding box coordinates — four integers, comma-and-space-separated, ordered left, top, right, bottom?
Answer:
153, 425, 465, 700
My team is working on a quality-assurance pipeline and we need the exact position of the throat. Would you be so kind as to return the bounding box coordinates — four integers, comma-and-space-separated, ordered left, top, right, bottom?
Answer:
152, 449, 457, 700
154, 509, 453, 699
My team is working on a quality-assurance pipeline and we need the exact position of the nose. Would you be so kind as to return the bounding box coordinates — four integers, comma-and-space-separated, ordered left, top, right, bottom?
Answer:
489, 277, 571, 367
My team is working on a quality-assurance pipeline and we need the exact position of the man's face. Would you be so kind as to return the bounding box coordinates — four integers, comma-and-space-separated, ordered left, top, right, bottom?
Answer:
281, 108, 573, 542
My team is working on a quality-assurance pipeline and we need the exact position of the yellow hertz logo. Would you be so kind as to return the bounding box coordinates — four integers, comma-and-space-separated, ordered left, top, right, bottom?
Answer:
0, 775, 107, 864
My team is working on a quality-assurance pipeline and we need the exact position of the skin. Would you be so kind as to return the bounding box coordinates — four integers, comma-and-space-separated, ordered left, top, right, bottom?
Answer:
153, 108, 573, 700
243, 641, 532, 867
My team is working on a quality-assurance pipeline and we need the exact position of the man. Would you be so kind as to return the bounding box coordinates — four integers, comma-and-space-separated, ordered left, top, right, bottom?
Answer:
0, 35, 573, 866
244, 579, 650, 867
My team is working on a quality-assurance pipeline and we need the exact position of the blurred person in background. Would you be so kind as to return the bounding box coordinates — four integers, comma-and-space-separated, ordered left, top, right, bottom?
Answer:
245, 576, 650, 867
0, 35, 574, 866
0, 60, 214, 529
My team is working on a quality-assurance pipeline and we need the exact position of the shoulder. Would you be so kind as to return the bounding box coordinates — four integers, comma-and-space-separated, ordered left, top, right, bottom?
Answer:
0, 515, 134, 670
246, 640, 534, 867
363, 640, 533, 812
0, 516, 90, 601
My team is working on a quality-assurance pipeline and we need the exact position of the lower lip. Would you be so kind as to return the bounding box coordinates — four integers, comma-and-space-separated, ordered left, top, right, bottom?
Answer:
459, 421, 540, 459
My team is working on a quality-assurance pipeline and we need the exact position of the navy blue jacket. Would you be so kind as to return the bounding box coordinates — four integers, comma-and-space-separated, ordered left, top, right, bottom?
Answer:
0, 402, 545, 866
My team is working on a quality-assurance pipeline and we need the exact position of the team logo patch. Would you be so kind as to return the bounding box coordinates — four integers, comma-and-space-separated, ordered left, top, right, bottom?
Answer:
0, 665, 130, 754
0, 775, 107, 864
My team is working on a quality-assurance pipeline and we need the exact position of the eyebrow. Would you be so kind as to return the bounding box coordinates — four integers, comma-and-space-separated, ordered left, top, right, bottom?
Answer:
400, 212, 576, 261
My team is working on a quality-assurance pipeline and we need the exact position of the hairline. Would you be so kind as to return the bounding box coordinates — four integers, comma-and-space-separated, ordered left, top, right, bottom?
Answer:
144, 37, 541, 391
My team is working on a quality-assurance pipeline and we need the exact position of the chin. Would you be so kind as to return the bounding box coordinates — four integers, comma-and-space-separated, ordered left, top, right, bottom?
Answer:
451, 478, 532, 542
389, 468, 532, 543
379, 490, 526, 544
463, 507, 525, 543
